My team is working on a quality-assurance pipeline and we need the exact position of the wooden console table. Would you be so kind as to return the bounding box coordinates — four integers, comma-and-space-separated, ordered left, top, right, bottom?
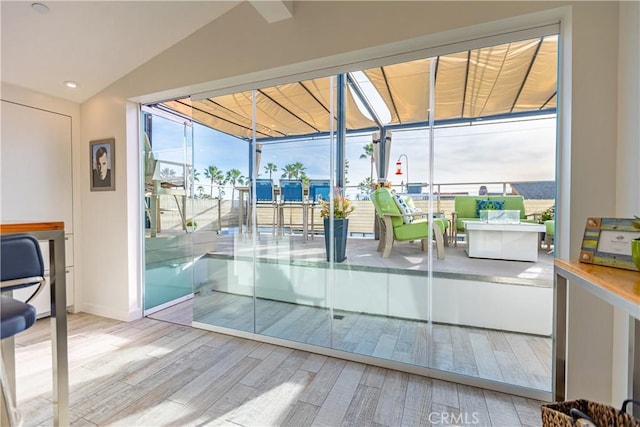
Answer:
0, 221, 69, 426
554, 259, 640, 415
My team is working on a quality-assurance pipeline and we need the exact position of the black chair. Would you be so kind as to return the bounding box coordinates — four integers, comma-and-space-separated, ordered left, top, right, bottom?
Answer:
1, 234, 46, 426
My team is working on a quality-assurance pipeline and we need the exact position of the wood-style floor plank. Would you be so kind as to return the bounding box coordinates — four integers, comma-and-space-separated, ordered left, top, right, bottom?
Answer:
342, 384, 381, 426
400, 374, 432, 426
311, 361, 365, 426
184, 292, 552, 391
484, 389, 523, 427
373, 370, 409, 426
14, 313, 547, 426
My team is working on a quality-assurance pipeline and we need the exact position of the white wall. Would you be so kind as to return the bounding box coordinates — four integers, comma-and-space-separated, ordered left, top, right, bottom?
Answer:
77, 1, 574, 321
612, 0, 640, 407
74, 0, 638, 402
0, 82, 82, 310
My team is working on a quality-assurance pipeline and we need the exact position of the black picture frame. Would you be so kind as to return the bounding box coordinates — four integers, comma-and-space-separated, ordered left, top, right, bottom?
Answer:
90, 138, 115, 191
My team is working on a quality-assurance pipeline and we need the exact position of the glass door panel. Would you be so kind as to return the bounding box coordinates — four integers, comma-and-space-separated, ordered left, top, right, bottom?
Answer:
327, 67, 435, 365
253, 78, 334, 347
429, 38, 558, 391
188, 93, 255, 333
143, 110, 195, 315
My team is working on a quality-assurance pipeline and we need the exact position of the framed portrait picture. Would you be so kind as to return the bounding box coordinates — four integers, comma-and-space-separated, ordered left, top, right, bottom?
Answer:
579, 217, 640, 271
90, 138, 115, 191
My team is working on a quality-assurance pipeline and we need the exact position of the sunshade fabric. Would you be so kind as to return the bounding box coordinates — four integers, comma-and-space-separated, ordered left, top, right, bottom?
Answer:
160, 35, 557, 140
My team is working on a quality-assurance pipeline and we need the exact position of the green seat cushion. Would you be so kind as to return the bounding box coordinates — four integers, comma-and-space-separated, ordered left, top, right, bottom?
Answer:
433, 218, 447, 234
393, 221, 429, 241
394, 218, 447, 240
371, 189, 403, 228
457, 218, 480, 231
544, 219, 555, 236
454, 195, 527, 231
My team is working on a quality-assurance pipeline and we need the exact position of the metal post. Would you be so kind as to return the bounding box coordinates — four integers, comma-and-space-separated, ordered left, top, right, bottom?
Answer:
379, 128, 387, 182
337, 74, 346, 188
553, 273, 567, 402
634, 318, 640, 417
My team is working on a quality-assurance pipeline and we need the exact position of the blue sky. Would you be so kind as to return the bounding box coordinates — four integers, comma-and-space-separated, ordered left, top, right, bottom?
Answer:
151, 114, 556, 197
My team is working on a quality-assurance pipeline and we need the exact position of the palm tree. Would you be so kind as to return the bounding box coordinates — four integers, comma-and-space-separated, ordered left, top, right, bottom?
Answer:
281, 162, 307, 180
264, 162, 278, 181
203, 165, 224, 198
225, 168, 244, 203
281, 164, 297, 179
159, 167, 176, 181
360, 143, 375, 183
189, 168, 201, 197
357, 177, 374, 198
292, 161, 307, 179
344, 159, 350, 185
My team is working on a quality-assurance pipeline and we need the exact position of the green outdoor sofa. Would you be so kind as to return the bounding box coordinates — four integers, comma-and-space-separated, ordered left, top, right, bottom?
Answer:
371, 188, 448, 259
451, 195, 536, 244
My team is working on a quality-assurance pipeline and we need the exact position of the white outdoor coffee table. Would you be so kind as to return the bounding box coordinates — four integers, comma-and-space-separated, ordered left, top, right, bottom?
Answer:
464, 221, 545, 262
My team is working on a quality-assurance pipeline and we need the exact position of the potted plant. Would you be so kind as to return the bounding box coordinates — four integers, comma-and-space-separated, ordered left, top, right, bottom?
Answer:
539, 205, 555, 223
185, 219, 197, 233
319, 188, 354, 262
632, 215, 640, 270
538, 205, 555, 245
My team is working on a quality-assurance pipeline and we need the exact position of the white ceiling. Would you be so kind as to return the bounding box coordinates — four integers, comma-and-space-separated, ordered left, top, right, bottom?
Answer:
0, 1, 249, 103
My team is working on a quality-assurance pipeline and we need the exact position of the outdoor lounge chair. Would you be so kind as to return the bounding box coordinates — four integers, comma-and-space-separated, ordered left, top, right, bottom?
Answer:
371, 188, 447, 259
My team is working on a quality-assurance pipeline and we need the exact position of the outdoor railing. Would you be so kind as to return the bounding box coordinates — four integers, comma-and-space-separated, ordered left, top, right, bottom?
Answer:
150, 180, 554, 236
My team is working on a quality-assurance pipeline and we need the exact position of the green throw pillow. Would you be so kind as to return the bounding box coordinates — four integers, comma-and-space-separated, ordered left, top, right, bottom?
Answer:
475, 199, 505, 217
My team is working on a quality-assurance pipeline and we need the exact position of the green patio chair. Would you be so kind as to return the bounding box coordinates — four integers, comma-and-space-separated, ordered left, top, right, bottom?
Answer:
370, 188, 447, 259
544, 219, 555, 249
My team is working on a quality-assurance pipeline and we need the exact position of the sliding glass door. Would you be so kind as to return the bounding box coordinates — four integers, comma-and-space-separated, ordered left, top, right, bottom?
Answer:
142, 109, 195, 315
141, 30, 559, 399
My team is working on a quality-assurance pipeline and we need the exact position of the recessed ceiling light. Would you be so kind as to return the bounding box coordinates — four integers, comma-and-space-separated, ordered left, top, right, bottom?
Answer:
64, 81, 79, 89
31, 2, 50, 14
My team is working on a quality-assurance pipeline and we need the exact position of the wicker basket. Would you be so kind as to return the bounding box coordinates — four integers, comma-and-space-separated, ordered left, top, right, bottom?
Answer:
541, 399, 640, 427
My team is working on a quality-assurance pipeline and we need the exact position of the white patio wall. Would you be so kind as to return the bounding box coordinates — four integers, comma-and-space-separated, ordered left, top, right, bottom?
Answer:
194, 256, 552, 336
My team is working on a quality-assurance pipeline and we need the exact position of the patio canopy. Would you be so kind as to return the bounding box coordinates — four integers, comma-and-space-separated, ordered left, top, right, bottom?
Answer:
159, 35, 557, 141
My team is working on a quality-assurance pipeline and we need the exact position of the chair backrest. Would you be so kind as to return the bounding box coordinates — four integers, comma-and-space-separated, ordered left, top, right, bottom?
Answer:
309, 179, 330, 202
370, 189, 404, 228
454, 195, 526, 219
1, 234, 45, 294
280, 179, 303, 202
254, 179, 274, 202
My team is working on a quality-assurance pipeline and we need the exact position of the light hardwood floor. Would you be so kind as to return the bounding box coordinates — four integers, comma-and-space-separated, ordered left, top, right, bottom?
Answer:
15, 312, 545, 426
162, 294, 551, 391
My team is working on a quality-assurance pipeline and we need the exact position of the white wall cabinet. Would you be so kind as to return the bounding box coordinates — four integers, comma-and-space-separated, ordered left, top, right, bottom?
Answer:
1, 100, 74, 315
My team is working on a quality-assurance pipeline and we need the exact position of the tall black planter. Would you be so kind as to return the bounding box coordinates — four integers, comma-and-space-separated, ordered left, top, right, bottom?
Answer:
323, 218, 348, 262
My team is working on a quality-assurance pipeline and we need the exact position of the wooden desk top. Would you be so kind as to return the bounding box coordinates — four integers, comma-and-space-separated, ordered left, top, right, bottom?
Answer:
555, 259, 640, 307
0, 221, 64, 233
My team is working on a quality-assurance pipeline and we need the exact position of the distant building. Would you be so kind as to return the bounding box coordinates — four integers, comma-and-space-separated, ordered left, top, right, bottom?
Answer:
510, 181, 555, 200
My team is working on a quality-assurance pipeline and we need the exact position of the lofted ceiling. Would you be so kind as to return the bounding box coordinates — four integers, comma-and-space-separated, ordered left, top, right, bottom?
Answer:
0, 1, 292, 104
